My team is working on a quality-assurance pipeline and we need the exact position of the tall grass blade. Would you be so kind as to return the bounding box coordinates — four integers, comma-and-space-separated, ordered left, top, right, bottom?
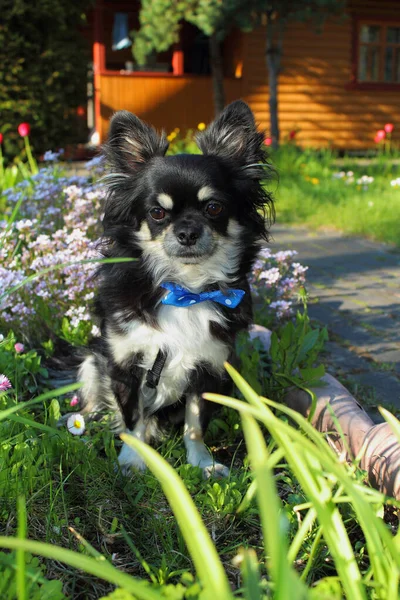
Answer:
205, 391, 368, 600
379, 407, 400, 443
0, 383, 81, 422
240, 548, 262, 600
287, 508, 316, 564
0, 537, 163, 600
16, 497, 27, 600
224, 362, 265, 410
240, 413, 308, 599
0, 195, 24, 244
120, 433, 233, 600
237, 446, 285, 514
8, 414, 62, 435
223, 366, 399, 554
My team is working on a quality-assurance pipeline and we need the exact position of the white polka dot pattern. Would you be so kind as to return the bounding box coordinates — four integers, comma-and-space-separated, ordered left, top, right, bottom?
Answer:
160, 282, 246, 309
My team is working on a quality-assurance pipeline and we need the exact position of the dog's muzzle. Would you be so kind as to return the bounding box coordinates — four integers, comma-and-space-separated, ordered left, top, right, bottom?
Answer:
175, 220, 203, 247
163, 219, 215, 259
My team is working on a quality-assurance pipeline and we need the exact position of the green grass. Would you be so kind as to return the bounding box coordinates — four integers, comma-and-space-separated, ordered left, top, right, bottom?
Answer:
1, 357, 399, 599
271, 145, 400, 246
0, 393, 261, 597
1, 138, 400, 598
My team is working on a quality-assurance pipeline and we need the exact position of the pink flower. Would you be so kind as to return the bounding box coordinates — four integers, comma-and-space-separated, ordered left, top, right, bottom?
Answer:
375, 129, 386, 142
289, 130, 296, 140
14, 342, 25, 353
70, 395, 79, 407
0, 374, 12, 392
264, 137, 272, 146
384, 123, 394, 134
18, 123, 31, 137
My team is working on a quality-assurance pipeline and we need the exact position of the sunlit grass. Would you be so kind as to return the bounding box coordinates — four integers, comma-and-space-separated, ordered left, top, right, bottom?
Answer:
271, 145, 400, 246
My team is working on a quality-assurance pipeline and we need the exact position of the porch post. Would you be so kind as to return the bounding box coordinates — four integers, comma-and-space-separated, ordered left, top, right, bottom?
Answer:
172, 44, 184, 75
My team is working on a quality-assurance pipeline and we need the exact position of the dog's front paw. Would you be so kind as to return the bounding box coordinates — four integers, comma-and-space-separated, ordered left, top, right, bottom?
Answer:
202, 462, 230, 480
118, 442, 146, 475
186, 442, 229, 479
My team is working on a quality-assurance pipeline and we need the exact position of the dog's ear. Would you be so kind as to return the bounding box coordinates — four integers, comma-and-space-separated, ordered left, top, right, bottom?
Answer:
196, 101, 266, 166
104, 111, 168, 174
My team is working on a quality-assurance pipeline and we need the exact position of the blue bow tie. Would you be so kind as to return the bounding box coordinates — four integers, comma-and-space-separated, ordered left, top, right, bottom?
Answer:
160, 282, 245, 308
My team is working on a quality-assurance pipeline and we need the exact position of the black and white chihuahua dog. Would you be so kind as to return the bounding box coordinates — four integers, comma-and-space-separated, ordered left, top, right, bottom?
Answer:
77, 100, 274, 477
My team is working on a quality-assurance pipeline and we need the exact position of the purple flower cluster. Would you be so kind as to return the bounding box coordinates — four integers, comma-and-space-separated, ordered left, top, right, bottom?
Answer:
1, 157, 105, 338
250, 248, 308, 320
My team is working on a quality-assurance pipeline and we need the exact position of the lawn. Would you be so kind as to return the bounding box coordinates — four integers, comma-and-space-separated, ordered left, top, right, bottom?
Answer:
272, 144, 400, 247
0, 138, 400, 599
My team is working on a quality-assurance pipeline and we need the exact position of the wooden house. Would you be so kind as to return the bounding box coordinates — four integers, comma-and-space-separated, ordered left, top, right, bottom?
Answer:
89, 0, 400, 150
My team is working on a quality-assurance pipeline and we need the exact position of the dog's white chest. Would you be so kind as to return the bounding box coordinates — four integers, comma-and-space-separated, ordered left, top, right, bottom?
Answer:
107, 303, 229, 411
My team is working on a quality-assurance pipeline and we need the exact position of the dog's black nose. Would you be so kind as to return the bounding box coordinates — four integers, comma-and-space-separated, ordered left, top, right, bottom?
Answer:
176, 222, 202, 246
177, 230, 199, 246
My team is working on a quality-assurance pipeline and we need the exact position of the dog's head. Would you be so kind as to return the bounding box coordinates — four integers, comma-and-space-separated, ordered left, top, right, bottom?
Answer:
102, 101, 274, 290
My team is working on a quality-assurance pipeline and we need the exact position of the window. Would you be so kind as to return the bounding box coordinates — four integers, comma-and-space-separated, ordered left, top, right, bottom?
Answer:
358, 23, 400, 83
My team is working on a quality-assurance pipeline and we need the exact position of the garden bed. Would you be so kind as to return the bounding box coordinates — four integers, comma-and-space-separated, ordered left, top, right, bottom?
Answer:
1, 141, 400, 599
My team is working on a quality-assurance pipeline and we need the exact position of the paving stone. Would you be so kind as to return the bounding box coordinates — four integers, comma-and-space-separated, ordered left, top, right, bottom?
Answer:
308, 304, 375, 346
356, 343, 400, 365
356, 372, 400, 407
270, 225, 400, 414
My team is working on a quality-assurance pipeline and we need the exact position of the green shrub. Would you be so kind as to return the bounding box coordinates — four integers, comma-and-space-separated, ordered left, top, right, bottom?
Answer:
0, 0, 91, 162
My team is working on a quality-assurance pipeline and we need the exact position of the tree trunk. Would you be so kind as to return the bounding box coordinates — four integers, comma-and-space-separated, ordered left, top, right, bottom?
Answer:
267, 54, 280, 149
209, 33, 225, 116
265, 12, 284, 149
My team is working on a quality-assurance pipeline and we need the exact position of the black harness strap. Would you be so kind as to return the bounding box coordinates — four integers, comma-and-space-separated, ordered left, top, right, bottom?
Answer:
145, 349, 168, 389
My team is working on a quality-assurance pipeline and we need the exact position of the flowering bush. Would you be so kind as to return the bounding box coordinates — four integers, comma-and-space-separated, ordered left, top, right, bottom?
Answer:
332, 170, 375, 191
0, 155, 104, 343
250, 248, 308, 324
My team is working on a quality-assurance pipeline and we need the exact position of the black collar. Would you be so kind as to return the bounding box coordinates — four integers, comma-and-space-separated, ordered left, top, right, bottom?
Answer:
145, 349, 168, 389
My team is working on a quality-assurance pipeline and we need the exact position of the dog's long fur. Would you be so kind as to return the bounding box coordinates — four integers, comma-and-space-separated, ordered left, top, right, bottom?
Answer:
77, 100, 274, 476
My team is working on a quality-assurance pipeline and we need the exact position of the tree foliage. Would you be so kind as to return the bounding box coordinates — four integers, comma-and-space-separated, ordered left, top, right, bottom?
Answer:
132, 0, 345, 66
0, 0, 92, 161
132, 0, 245, 66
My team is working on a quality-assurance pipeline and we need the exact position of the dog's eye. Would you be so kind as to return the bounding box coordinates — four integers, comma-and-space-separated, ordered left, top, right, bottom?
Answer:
205, 202, 223, 217
149, 207, 166, 221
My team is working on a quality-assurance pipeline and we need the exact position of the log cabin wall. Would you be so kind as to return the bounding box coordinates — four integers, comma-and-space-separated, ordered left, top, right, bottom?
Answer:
95, 0, 400, 150
98, 75, 242, 140
240, 0, 400, 149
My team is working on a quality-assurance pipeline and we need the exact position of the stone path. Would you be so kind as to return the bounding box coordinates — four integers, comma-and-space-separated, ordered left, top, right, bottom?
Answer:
270, 225, 400, 415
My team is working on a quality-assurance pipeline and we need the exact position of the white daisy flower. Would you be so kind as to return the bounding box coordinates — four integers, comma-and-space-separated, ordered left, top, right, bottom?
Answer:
67, 413, 86, 436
